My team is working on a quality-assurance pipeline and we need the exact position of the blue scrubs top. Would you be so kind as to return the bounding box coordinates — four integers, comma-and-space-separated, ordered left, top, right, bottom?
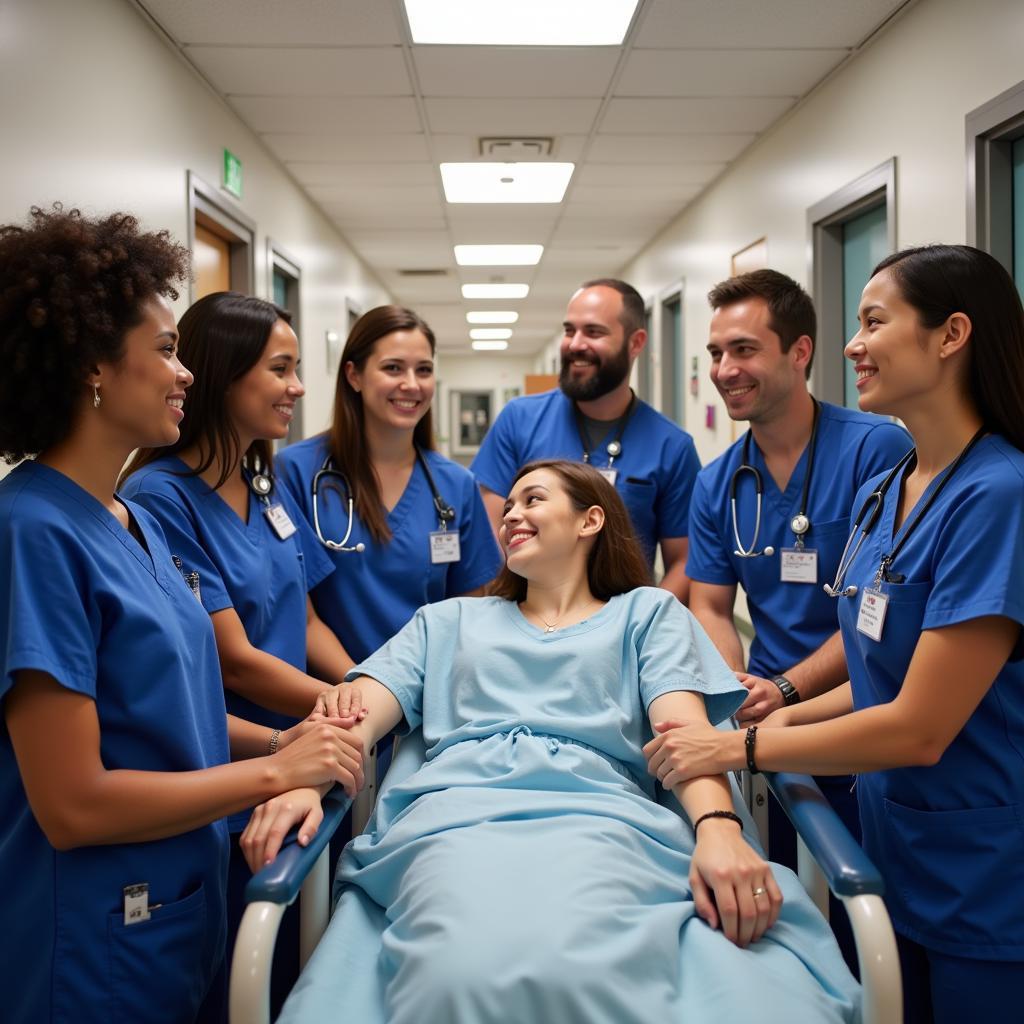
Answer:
687, 403, 910, 676
0, 462, 229, 1024
276, 435, 502, 665
838, 434, 1024, 960
470, 389, 700, 564
121, 456, 334, 734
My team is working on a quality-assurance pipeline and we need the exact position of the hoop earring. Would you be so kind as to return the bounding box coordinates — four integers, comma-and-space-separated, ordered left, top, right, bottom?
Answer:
93, 384, 101, 409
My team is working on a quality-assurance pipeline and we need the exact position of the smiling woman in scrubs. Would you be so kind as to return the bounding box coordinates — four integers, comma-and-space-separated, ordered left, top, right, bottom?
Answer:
0, 207, 364, 1024
120, 290, 362, 1016
644, 244, 1024, 1022
275, 305, 501, 672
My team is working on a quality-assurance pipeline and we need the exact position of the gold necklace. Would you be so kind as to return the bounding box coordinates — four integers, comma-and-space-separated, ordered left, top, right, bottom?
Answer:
531, 599, 600, 634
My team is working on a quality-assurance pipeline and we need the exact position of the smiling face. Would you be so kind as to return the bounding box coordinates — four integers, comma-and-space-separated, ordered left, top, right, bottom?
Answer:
93, 294, 193, 449
499, 467, 604, 581
845, 269, 951, 418
707, 297, 810, 424
559, 286, 638, 401
225, 318, 304, 444
345, 328, 435, 434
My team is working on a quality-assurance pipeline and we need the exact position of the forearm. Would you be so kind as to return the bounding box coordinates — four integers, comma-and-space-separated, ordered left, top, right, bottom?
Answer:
220, 645, 330, 718
306, 615, 355, 685
768, 682, 853, 727
227, 714, 275, 759
694, 610, 744, 672
781, 631, 849, 701
676, 772, 737, 822
658, 558, 691, 604
339, 675, 404, 749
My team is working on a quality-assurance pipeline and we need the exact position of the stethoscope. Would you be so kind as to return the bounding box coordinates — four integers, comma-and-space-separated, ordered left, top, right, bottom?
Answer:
824, 428, 984, 598
731, 400, 820, 558
311, 446, 455, 553
243, 456, 275, 505
573, 392, 637, 468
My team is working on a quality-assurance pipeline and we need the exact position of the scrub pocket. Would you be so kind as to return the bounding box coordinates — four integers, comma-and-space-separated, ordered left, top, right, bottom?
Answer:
107, 882, 212, 1024
881, 798, 1024, 953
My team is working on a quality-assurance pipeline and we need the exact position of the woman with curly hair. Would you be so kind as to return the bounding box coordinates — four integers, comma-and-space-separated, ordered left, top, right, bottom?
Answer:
0, 206, 365, 1024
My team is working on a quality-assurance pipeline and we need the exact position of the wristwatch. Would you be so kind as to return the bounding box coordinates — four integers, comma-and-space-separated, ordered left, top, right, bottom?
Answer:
771, 675, 801, 706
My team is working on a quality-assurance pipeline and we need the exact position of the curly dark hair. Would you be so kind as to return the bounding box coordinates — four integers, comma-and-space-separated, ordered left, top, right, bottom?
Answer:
0, 204, 191, 462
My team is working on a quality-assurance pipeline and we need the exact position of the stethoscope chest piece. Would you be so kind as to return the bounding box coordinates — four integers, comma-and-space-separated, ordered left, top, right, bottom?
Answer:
606, 440, 622, 459
790, 513, 810, 536
250, 473, 273, 497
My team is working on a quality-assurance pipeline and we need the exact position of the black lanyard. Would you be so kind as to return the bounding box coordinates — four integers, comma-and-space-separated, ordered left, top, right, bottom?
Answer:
573, 392, 637, 465
875, 427, 986, 585
740, 399, 820, 544
414, 446, 455, 528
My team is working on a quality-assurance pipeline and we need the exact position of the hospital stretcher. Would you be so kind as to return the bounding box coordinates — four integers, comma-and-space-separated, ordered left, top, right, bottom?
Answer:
230, 733, 903, 1024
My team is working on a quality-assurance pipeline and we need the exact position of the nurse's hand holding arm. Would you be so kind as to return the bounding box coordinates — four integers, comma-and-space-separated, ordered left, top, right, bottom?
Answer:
6, 670, 366, 850
761, 681, 854, 729
646, 616, 1019, 784
648, 690, 782, 948
226, 711, 364, 758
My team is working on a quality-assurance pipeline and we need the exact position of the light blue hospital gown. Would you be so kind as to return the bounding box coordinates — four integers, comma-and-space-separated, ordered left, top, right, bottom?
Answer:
336, 588, 859, 1023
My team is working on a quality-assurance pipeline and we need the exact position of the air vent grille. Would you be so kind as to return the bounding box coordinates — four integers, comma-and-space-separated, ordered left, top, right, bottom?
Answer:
398, 268, 449, 277
478, 137, 554, 159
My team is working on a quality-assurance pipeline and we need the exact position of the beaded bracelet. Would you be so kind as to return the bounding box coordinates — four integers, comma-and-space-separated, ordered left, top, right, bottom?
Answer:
745, 725, 760, 775
693, 810, 744, 832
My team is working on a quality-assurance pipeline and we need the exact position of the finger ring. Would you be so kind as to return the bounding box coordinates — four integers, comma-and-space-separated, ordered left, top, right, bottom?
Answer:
752, 887, 767, 898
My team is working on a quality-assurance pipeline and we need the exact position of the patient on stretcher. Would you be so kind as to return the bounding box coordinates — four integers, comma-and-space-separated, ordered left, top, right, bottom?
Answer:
244, 460, 859, 1023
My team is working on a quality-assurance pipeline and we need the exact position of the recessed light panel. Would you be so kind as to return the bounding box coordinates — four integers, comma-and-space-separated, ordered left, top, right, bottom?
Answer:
454, 245, 543, 266
470, 328, 513, 340
441, 163, 574, 204
472, 340, 510, 351
466, 311, 519, 324
405, 0, 638, 45
462, 284, 530, 299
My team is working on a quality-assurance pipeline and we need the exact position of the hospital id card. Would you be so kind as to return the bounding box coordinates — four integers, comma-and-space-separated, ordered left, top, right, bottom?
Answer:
264, 503, 297, 540
780, 547, 818, 584
123, 883, 151, 925
597, 468, 618, 485
856, 589, 888, 642
429, 530, 461, 564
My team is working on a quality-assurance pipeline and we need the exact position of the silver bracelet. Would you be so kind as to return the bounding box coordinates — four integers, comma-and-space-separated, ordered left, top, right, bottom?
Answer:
268, 728, 281, 755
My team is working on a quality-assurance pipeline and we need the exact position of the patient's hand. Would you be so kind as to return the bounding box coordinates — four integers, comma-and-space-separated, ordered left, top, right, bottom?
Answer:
644, 719, 724, 787
310, 682, 368, 724
735, 672, 784, 725
241, 788, 324, 872
690, 820, 783, 947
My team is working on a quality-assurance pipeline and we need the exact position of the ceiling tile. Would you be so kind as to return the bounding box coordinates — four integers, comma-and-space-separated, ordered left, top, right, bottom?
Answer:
413, 47, 618, 98
633, 0, 906, 49
229, 96, 422, 134
343, 231, 452, 268
574, 162, 726, 186
138, 0, 403, 45
587, 133, 755, 162
570, 184, 702, 206
616, 48, 847, 97
265, 134, 431, 163
600, 96, 793, 134
425, 98, 602, 135
183, 45, 412, 96
286, 162, 437, 187
307, 184, 441, 208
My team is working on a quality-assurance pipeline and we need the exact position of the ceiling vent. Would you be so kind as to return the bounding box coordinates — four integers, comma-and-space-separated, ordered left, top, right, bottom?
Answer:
478, 137, 554, 159
398, 268, 449, 277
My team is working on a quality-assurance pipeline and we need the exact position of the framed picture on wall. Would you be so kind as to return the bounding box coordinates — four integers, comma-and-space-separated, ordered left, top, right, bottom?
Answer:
451, 390, 493, 456
731, 237, 768, 276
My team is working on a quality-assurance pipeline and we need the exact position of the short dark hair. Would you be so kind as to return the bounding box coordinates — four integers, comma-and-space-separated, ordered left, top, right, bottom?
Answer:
0, 204, 190, 462
579, 278, 646, 339
489, 459, 652, 602
873, 245, 1024, 453
708, 269, 817, 377
122, 291, 291, 489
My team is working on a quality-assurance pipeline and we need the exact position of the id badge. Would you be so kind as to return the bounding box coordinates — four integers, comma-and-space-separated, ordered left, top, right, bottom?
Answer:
597, 468, 618, 485
780, 547, 818, 584
123, 883, 150, 925
856, 589, 889, 641
429, 530, 461, 564
264, 503, 297, 540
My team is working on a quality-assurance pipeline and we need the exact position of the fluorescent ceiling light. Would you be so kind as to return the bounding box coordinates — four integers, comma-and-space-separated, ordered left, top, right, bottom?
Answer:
472, 340, 510, 351
462, 284, 530, 299
405, 0, 638, 45
442, 163, 574, 204
466, 311, 519, 324
455, 244, 543, 266
470, 328, 513, 340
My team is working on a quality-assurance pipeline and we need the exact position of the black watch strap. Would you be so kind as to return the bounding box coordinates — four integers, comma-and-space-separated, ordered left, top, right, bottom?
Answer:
772, 675, 801, 706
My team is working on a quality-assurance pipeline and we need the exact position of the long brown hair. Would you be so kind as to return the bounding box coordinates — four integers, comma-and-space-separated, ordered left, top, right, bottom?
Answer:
328, 305, 436, 543
122, 292, 290, 488
489, 459, 652, 602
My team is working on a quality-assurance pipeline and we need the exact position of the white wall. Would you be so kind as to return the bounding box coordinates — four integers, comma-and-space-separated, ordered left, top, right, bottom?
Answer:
0, 0, 390, 445
620, 0, 1024, 465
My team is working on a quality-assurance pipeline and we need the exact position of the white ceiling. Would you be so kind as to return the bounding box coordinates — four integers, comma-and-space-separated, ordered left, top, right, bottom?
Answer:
138, 0, 910, 354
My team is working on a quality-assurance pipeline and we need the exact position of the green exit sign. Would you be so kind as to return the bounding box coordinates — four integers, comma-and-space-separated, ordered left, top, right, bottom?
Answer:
222, 149, 242, 198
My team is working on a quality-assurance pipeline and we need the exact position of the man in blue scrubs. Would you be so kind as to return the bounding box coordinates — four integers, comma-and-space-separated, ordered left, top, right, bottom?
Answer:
685, 268, 909, 964
472, 279, 700, 602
